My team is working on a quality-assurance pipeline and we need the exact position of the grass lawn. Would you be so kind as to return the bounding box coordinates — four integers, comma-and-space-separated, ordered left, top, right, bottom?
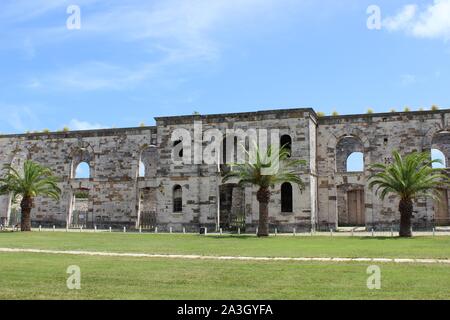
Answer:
1, 232, 450, 258
0, 232, 449, 299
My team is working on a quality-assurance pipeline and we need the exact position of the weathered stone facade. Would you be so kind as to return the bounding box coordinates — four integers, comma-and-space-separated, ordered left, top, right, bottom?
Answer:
1, 108, 449, 231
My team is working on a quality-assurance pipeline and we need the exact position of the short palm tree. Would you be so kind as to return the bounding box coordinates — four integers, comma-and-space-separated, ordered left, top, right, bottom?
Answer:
0, 160, 61, 231
368, 151, 448, 237
223, 144, 305, 237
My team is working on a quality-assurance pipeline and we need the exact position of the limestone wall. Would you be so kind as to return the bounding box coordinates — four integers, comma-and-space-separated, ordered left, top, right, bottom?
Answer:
317, 110, 450, 230
155, 109, 316, 232
0, 108, 449, 231
0, 127, 157, 227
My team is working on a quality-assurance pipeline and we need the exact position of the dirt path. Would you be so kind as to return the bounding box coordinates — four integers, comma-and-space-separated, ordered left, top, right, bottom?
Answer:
1, 247, 449, 265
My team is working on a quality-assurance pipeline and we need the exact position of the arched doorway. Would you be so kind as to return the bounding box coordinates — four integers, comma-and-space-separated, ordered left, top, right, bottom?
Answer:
431, 132, 450, 226
337, 185, 365, 227
71, 188, 90, 228
219, 184, 245, 230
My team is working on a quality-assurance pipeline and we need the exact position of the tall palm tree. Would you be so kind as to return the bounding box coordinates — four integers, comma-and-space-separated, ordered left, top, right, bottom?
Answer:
222, 144, 305, 237
368, 151, 448, 237
0, 160, 61, 232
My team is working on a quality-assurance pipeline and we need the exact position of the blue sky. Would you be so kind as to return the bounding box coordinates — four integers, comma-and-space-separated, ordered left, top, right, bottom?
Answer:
1, 0, 450, 133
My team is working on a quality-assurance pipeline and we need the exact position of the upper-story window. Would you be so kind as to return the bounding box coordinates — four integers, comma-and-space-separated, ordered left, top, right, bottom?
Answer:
336, 136, 364, 173
173, 140, 183, 159
431, 131, 450, 169
281, 182, 293, 213
173, 185, 183, 213
75, 162, 90, 179
138, 161, 146, 177
346, 152, 364, 172
431, 149, 446, 168
222, 136, 238, 164
280, 135, 292, 157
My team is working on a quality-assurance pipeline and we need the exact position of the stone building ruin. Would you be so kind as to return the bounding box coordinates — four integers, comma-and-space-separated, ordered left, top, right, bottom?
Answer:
1, 108, 449, 231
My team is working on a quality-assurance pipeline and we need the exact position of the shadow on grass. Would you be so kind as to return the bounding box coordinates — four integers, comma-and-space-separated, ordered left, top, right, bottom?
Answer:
205, 235, 258, 240
356, 236, 418, 241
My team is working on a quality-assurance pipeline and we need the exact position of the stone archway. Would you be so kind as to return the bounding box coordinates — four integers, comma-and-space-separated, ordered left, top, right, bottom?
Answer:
425, 128, 450, 226
69, 187, 91, 228
69, 143, 95, 179
138, 187, 157, 230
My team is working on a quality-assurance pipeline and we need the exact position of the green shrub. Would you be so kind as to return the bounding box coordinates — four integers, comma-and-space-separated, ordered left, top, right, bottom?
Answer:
431, 105, 440, 111
74, 191, 89, 199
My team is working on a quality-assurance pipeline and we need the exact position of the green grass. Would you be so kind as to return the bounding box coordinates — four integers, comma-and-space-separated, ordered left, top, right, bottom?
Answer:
1, 232, 450, 259
0, 253, 449, 299
0, 232, 449, 299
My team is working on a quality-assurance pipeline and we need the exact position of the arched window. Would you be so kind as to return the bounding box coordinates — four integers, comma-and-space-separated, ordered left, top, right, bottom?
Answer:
173, 140, 183, 159
222, 136, 238, 164
346, 152, 364, 172
139, 160, 146, 177
281, 182, 293, 213
173, 185, 183, 213
75, 162, 90, 179
280, 135, 292, 157
336, 136, 364, 173
431, 149, 446, 168
140, 145, 157, 178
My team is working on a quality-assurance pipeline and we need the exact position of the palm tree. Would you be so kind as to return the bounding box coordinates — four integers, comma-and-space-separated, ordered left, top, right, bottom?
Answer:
222, 144, 305, 237
0, 160, 61, 231
368, 151, 448, 237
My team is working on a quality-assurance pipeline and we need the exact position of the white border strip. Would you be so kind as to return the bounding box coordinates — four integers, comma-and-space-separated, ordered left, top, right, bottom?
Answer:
0, 248, 449, 265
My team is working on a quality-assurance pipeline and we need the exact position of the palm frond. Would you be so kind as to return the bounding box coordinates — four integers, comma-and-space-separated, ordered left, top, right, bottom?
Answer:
368, 150, 449, 201
222, 143, 305, 190
0, 160, 62, 202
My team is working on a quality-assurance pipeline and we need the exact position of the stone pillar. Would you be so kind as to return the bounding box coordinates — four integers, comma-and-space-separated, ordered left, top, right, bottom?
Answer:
5, 193, 12, 226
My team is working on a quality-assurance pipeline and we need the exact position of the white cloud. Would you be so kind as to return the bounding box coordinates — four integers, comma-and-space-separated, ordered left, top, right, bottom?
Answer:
34, 61, 160, 91
68, 119, 107, 131
383, 5, 417, 31
0, 104, 40, 132
383, 0, 450, 40
3, 0, 301, 91
1, 0, 295, 60
82, 0, 293, 62
0, 0, 98, 23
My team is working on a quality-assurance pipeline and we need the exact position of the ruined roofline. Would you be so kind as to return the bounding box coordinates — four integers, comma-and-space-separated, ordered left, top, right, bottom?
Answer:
0, 125, 157, 139
318, 108, 450, 121
154, 107, 450, 123
1, 107, 449, 139
154, 107, 317, 122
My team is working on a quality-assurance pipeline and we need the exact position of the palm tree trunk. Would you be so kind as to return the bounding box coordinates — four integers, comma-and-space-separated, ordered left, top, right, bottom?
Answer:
399, 198, 413, 237
257, 187, 271, 237
20, 196, 33, 232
